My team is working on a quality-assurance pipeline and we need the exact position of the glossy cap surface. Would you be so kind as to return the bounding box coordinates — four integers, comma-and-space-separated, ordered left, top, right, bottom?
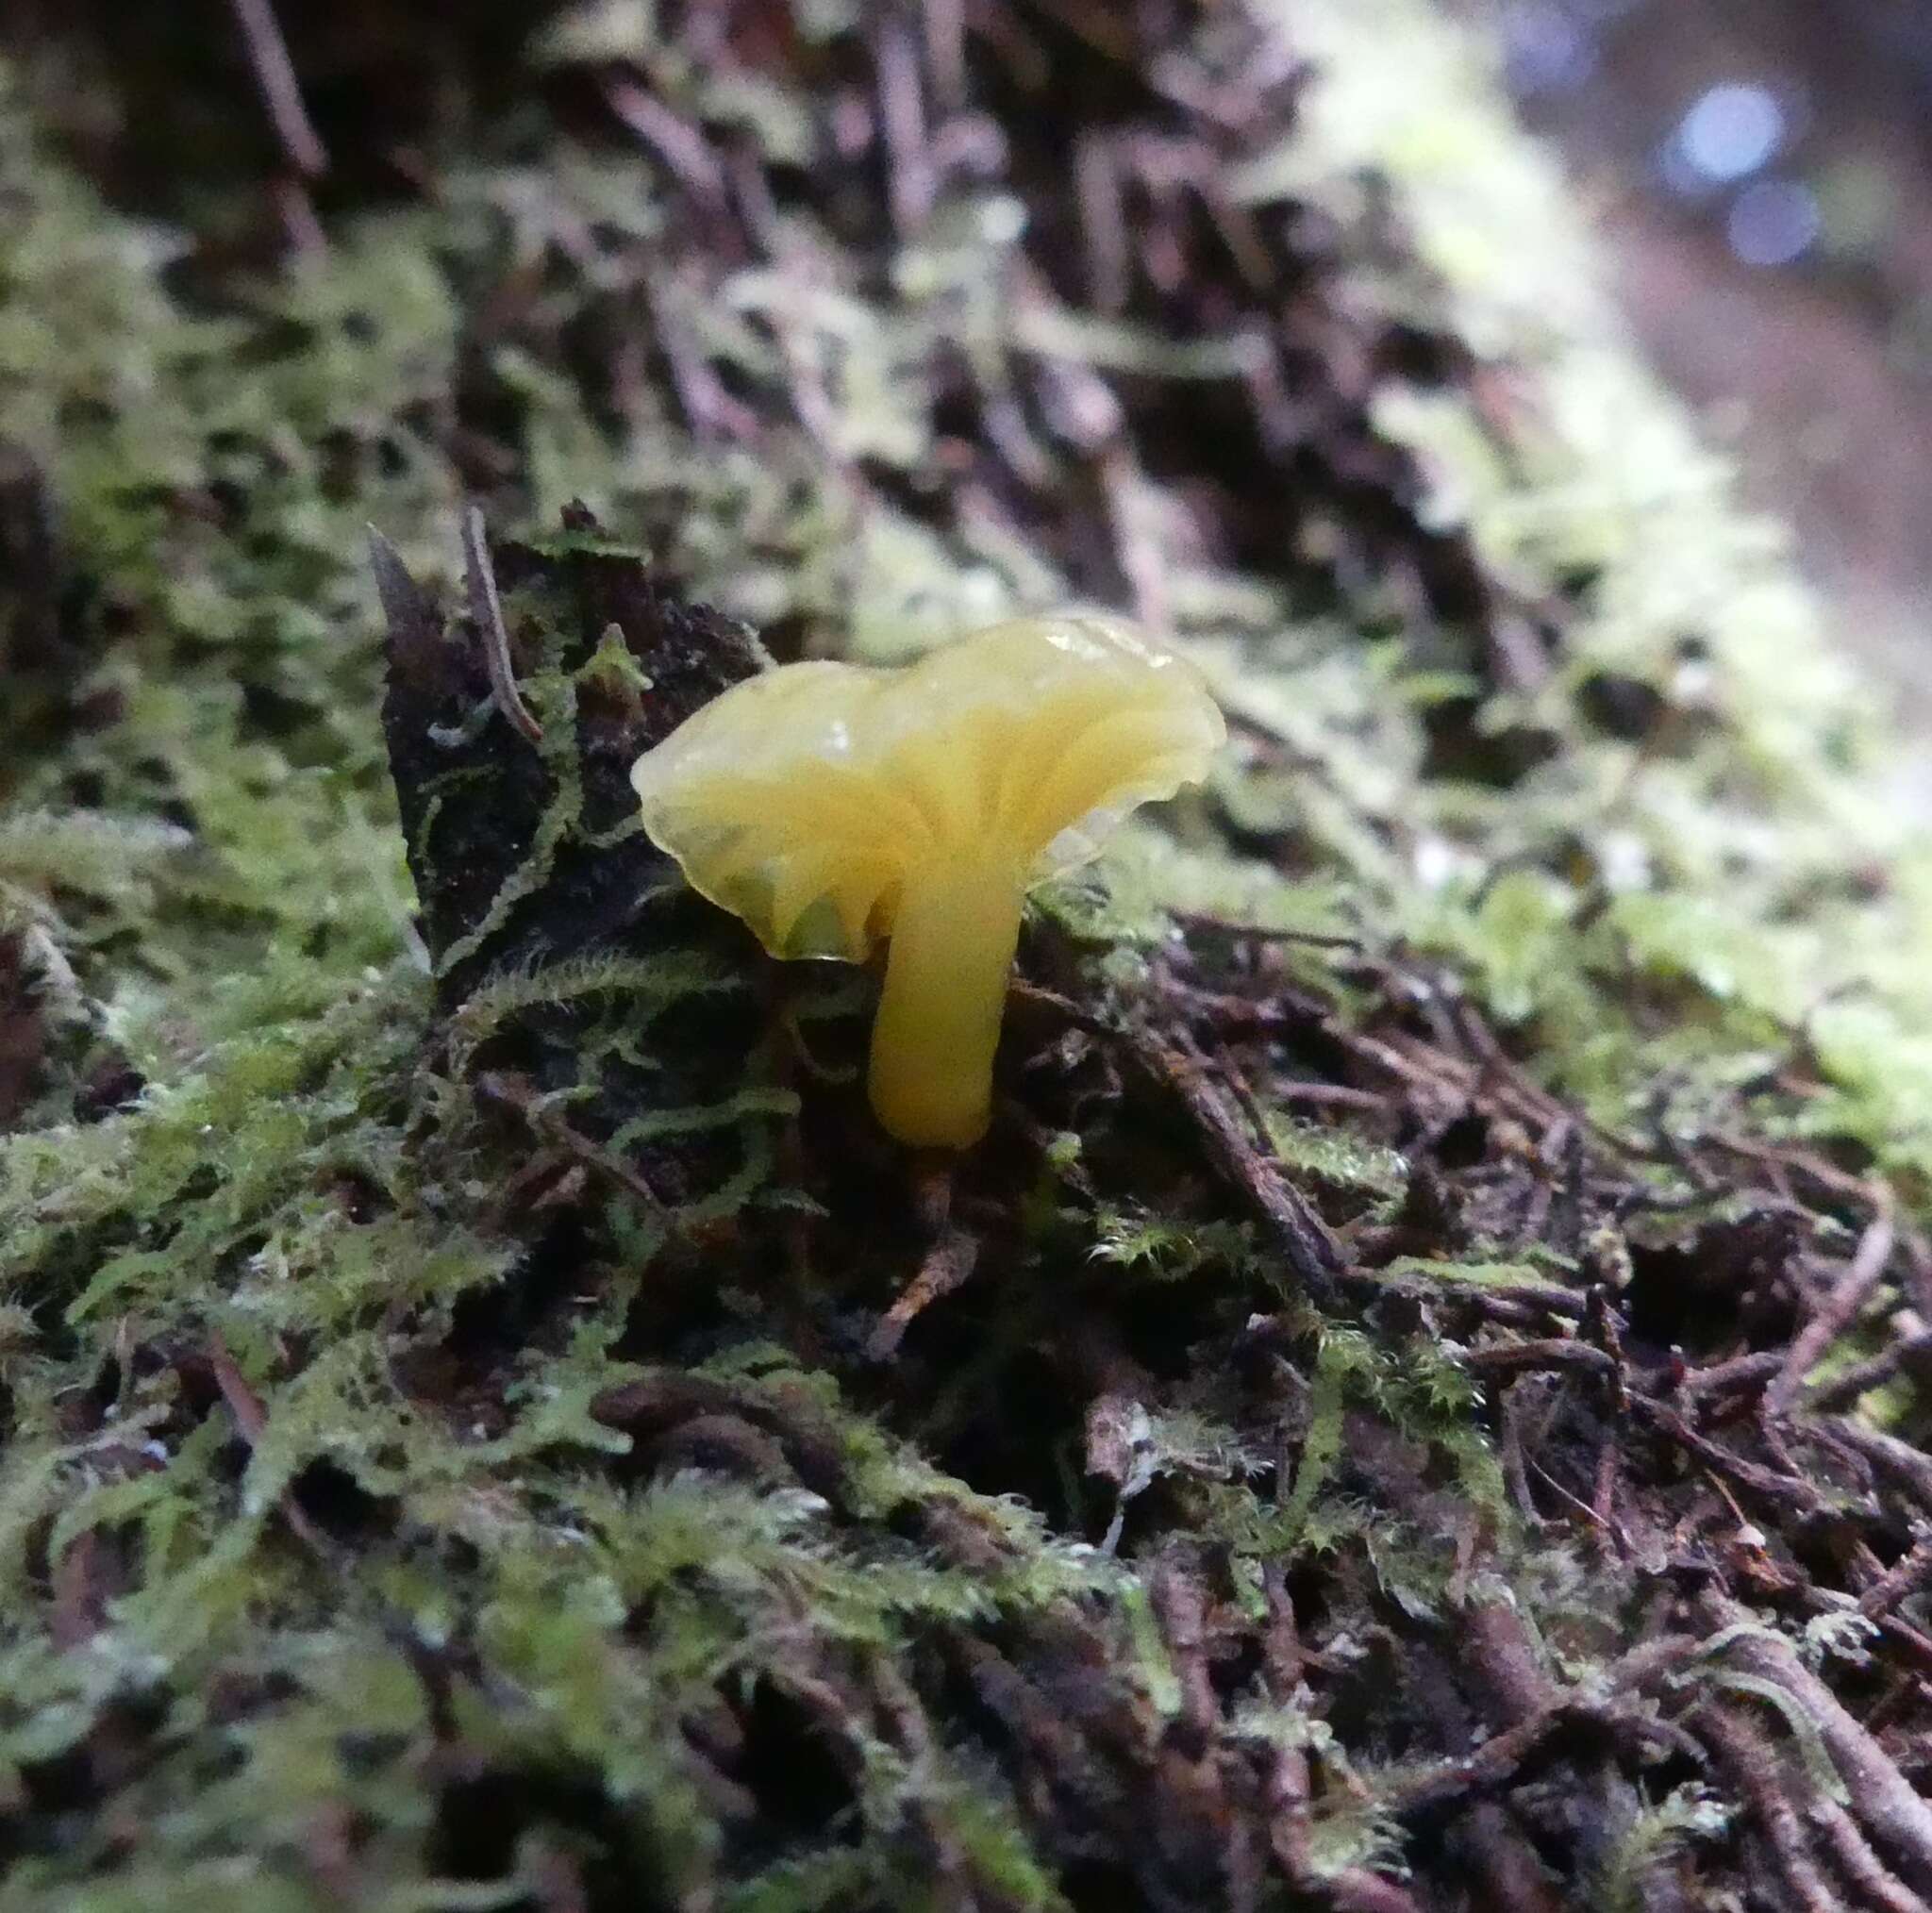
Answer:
629, 612, 1225, 959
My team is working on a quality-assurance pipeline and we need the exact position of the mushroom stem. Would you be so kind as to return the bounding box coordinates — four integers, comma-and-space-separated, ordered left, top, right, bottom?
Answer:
868, 860, 1025, 1149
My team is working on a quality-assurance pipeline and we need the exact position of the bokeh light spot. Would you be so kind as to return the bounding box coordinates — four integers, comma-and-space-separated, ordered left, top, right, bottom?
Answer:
1726, 177, 1822, 265
1676, 82, 1785, 183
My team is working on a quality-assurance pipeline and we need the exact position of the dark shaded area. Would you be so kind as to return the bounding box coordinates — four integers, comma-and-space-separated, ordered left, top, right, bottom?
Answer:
376, 510, 765, 1000
0, 931, 46, 1130
0, 448, 95, 774
376, 510, 789, 1227
8, 0, 560, 229
1471, 0, 1932, 711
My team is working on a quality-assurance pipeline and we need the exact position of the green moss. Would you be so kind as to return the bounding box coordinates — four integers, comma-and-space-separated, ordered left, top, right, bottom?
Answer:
5, 0, 1932, 1902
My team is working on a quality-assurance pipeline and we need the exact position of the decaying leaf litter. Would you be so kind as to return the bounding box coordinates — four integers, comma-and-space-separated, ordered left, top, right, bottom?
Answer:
6, 0, 1932, 1907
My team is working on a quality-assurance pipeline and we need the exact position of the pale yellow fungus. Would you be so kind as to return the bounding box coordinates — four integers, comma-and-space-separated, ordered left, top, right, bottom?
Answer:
630, 614, 1225, 1149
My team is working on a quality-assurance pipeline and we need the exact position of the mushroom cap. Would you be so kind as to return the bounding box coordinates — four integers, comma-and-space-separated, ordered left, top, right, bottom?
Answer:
629, 612, 1226, 961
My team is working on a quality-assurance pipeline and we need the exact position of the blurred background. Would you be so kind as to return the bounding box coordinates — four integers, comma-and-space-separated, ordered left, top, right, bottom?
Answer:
1458, 0, 1932, 716
15, 0, 1932, 713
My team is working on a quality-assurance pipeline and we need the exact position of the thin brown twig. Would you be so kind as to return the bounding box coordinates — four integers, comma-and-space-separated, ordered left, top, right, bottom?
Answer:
1806, 1328, 1932, 1414
268, 174, 327, 256
1694, 1704, 1840, 1913
207, 1334, 334, 1557
869, 1224, 981, 1360
1812, 1415, 1932, 1512
1075, 131, 1131, 313
1893, 1225, 1932, 1321
1767, 1210, 1898, 1415
1271, 1081, 1389, 1110
1130, 1030, 1341, 1305
460, 506, 544, 747
640, 275, 764, 441
1459, 1339, 1616, 1382
1807, 1798, 1929, 1913
1257, 1569, 1424, 1910
1632, 1393, 1827, 1517
876, 12, 935, 237
1709, 1130, 1884, 1211
924, 0, 967, 108
1676, 1349, 1786, 1403
1381, 1632, 1701, 1817
475, 1071, 670, 1218
226, 0, 328, 178
600, 76, 730, 210
1451, 1803, 1568, 1913
1149, 1558, 1220, 1742
866, 1656, 980, 1913
1697, 1589, 1932, 1897
1359, 1262, 1589, 1322
1859, 1537, 1932, 1622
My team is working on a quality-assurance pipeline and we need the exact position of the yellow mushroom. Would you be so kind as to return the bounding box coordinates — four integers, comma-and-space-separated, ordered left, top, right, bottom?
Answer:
630, 614, 1225, 1149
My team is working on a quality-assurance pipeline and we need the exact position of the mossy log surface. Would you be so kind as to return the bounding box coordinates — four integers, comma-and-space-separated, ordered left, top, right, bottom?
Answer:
6, 4, 1932, 1909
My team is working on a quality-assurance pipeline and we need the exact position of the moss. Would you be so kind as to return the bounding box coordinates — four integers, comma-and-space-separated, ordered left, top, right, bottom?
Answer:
5, 1, 1932, 1906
